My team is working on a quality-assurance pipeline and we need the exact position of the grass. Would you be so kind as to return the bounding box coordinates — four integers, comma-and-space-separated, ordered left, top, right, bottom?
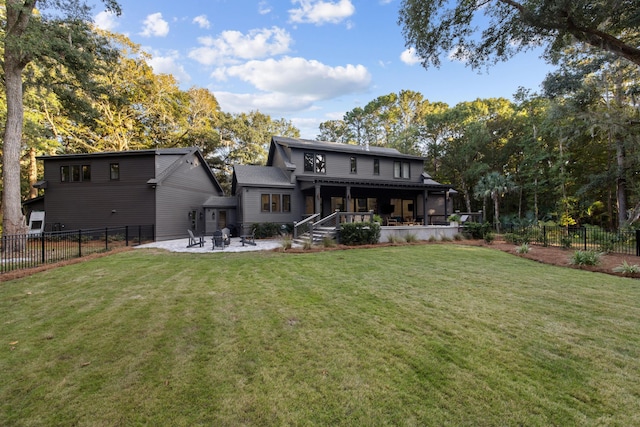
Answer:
2, 245, 640, 426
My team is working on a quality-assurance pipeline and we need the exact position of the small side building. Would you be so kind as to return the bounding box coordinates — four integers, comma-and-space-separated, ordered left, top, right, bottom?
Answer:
35, 147, 227, 241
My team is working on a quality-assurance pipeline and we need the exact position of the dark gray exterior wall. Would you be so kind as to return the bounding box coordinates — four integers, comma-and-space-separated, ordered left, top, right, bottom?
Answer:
155, 153, 222, 240
41, 153, 156, 231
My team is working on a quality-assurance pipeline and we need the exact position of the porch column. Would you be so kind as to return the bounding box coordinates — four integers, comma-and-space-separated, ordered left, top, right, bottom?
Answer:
423, 190, 428, 225
346, 185, 351, 212
314, 183, 321, 214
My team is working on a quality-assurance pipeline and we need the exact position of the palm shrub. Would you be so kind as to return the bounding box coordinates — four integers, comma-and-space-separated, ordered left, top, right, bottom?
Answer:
612, 261, 640, 275
570, 250, 601, 266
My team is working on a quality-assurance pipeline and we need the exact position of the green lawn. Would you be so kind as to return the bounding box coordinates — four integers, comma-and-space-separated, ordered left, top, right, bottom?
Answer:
2, 244, 639, 426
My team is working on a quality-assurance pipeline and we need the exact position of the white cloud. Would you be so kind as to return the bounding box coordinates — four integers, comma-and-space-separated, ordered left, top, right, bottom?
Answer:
289, 0, 355, 25
211, 57, 371, 116
147, 52, 191, 84
140, 13, 169, 38
258, 1, 272, 15
192, 15, 211, 29
400, 48, 422, 65
213, 56, 371, 99
188, 27, 292, 66
94, 10, 119, 31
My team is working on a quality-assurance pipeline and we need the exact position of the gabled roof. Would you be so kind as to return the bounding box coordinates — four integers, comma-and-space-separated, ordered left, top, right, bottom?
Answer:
269, 136, 425, 162
232, 164, 294, 193
37, 147, 225, 196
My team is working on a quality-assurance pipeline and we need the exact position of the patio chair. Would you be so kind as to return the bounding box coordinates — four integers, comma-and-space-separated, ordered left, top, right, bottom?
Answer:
240, 230, 256, 246
221, 227, 231, 245
187, 229, 204, 248
212, 230, 226, 250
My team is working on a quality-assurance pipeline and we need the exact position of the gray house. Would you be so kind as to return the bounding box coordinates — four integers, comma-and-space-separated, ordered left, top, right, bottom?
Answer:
232, 136, 454, 230
31, 137, 454, 241
34, 147, 230, 240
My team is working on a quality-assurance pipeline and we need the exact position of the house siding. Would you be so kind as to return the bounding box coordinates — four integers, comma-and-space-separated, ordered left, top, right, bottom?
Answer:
42, 154, 156, 231
155, 153, 222, 240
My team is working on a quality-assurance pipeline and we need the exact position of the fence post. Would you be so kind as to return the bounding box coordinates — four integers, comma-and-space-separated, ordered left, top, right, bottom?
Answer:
78, 229, 82, 257
125, 226, 129, 247
636, 230, 640, 257
105, 228, 109, 251
41, 232, 46, 264
583, 226, 587, 250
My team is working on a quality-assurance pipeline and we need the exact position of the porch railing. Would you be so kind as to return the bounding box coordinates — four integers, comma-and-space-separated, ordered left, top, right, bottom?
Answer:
293, 213, 320, 238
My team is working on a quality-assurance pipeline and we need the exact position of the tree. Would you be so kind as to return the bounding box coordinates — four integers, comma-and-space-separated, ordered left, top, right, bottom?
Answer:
398, 0, 640, 69
2, 0, 121, 239
473, 171, 517, 233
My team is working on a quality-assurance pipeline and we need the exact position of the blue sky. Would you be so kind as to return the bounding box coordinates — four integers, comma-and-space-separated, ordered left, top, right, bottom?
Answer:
91, 0, 554, 139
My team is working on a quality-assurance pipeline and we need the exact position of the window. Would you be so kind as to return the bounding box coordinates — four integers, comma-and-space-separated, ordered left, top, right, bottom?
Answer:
350, 156, 357, 174
303, 152, 326, 174
393, 161, 410, 179
261, 193, 291, 213
262, 194, 270, 212
373, 159, 380, 175
110, 163, 120, 180
283, 195, 291, 212
271, 193, 281, 212
61, 165, 90, 182
60, 166, 69, 182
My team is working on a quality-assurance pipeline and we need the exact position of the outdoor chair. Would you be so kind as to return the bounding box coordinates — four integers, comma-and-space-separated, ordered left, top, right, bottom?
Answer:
221, 227, 231, 245
212, 230, 226, 250
240, 230, 256, 246
187, 229, 204, 248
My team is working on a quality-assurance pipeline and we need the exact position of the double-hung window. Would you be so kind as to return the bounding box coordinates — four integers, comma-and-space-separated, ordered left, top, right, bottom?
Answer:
393, 161, 410, 179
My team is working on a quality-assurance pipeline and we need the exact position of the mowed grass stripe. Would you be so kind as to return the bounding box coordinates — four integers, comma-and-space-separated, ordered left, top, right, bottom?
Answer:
1, 244, 639, 426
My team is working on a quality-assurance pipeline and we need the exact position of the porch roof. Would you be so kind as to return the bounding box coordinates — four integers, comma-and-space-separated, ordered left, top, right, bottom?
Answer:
296, 175, 451, 191
232, 165, 294, 190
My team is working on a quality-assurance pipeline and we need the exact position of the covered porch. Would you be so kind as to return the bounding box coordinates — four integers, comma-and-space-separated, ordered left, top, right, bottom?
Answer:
297, 175, 454, 225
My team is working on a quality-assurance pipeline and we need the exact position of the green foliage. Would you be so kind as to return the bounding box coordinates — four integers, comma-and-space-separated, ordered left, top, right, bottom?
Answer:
515, 243, 531, 254
322, 236, 336, 248
398, 0, 640, 69
339, 222, 380, 245
387, 235, 405, 244
463, 222, 492, 239
404, 233, 418, 243
483, 232, 495, 244
570, 250, 602, 266
280, 235, 292, 251
251, 222, 281, 239
612, 261, 640, 275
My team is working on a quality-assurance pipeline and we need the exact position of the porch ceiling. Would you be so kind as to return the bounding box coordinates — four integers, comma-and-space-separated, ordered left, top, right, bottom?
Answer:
296, 176, 449, 190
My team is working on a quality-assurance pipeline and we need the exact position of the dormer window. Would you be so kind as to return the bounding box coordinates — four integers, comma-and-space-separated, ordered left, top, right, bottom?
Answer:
394, 161, 410, 179
304, 152, 326, 174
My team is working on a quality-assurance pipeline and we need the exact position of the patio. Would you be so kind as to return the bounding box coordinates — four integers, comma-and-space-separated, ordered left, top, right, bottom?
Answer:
137, 236, 286, 253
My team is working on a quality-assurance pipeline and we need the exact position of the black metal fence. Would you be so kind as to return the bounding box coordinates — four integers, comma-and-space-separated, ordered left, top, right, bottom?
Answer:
0, 225, 155, 275
504, 225, 640, 256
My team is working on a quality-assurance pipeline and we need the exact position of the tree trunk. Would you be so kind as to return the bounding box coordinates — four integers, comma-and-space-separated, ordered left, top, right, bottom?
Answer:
2, 60, 28, 240
493, 195, 500, 233
28, 147, 38, 199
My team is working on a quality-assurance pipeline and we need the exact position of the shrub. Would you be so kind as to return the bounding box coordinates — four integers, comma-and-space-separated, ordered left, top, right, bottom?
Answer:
251, 222, 281, 238
612, 261, 640, 275
483, 232, 495, 244
302, 237, 313, 250
453, 233, 464, 241
404, 233, 418, 243
428, 235, 438, 242
339, 222, 380, 245
387, 234, 405, 244
322, 236, 336, 248
463, 222, 492, 239
515, 243, 530, 254
281, 235, 292, 251
570, 250, 601, 266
